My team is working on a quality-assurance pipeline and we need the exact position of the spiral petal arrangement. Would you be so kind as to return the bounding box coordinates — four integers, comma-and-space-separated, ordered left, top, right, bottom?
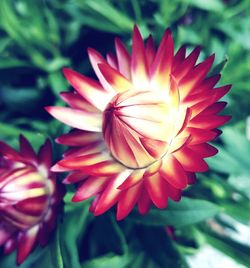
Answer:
46, 25, 231, 220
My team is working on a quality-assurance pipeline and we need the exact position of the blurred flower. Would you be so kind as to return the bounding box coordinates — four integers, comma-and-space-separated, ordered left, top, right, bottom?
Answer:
46, 25, 231, 220
0, 136, 64, 264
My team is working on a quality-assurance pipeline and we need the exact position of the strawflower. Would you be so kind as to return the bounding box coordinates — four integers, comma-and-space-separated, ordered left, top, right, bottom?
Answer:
46, 26, 231, 220
0, 136, 64, 264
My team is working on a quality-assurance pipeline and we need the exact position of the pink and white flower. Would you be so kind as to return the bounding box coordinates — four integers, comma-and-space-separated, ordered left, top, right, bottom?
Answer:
46, 26, 231, 220
0, 136, 64, 264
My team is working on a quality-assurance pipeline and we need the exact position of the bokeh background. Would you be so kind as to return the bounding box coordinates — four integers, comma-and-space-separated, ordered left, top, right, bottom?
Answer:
0, 0, 250, 267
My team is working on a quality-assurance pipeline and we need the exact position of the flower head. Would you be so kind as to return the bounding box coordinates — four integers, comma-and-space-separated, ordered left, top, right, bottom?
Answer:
0, 136, 64, 264
46, 26, 231, 220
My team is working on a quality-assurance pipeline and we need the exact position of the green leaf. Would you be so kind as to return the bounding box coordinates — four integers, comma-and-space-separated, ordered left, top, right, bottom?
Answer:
202, 228, 250, 267
78, 0, 133, 32
219, 201, 250, 225
207, 127, 250, 174
49, 228, 64, 268
48, 71, 69, 96
80, 253, 133, 268
186, 0, 224, 12
128, 197, 221, 227
60, 199, 92, 268
221, 127, 250, 169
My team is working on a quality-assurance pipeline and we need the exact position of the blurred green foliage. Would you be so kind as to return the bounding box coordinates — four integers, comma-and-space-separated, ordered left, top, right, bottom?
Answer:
0, 0, 250, 267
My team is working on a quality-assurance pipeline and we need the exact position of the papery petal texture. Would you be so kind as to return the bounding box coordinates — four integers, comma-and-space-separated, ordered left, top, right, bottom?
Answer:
0, 137, 64, 264
47, 25, 231, 220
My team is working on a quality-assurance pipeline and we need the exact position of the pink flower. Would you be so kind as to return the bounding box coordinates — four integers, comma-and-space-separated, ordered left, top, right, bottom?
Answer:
0, 136, 64, 264
46, 26, 231, 220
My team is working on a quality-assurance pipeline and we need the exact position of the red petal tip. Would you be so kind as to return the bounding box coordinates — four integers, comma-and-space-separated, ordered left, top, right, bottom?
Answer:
87, 47, 97, 57
62, 67, 73, 78
44, 106, 52, 113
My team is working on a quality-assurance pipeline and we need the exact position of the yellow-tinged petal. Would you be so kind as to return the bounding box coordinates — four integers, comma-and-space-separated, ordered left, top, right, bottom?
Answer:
117, 182, 142, 220
145, 173, 168, 209
98, 63, 132, 92
160, 155, 187, 189
150, 28, 174, 90
118, 169, 145, 190
93, 170, 131, 215
63, 68, 114, 111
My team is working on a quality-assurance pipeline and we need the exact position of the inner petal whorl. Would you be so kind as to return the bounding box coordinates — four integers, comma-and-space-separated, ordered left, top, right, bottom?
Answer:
102, 90, 179, 169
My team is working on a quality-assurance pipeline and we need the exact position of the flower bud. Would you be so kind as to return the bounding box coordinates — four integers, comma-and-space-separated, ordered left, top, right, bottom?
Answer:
0, 136, 64, 264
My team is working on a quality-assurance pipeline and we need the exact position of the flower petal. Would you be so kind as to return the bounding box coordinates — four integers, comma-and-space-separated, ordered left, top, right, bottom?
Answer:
186, 127, 219, 145
145, 34, 156, 66
160, 155, 187, 189
137, 188, 152, 215
165, 181, 182, 201
98, 63, 132, 92
56, 130, 102, 146
19, 135, 37, 163
0, 142, 23, 163
150, 28, 174, 90
118, 169, 145, 190
188, 143, 218, 158
93, 170, 130, 215
45, 106, 102, 132
63, 172, 88, 184
106, 52, 118, 69
188, 114, 231, 129
72, 176, 110, 201
174, 147, 209, 172
38, 139, 52, 169
145, 173, 168, 209
17, 225, 39, 265
173, 46, 186, 70
88, 48, 116, 93
131, 25, 149, 87
173, 46, 201, 81
179, 54, 215, 99
115, 38, 131, 79
60, 92, 99, 112
63, 68, 113, 111
117, 182, 142, 220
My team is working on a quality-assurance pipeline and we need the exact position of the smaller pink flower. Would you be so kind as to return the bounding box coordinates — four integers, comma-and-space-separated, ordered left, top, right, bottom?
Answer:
0, 136, 64, 264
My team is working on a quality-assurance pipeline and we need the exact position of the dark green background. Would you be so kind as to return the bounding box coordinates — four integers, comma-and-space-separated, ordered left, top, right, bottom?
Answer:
0, 0, 250, 267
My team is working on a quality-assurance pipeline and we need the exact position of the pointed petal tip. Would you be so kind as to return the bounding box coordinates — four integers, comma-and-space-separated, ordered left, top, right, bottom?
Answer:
44, 106, 52, 113
62, 178, 70, 184
164, 27, 172, 35
55, 137, 61, 144
19, 134, 30, 148
62, 67, 78, 82
71, 194, 84, 202
132, 24, 144, 40
209, 53, 215, 63
116, 212, 126, 221
62, 67, 71, 76
114, 37, 122, 47
87, 47, 97, 57
133, 24, 140, 32
50, 163, 66, 172
97, 63, 107, 72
